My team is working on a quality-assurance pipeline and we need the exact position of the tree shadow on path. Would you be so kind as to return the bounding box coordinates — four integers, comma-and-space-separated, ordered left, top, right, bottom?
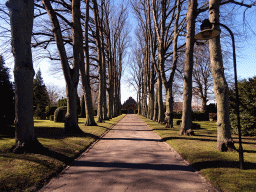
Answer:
71, 160, 195, 172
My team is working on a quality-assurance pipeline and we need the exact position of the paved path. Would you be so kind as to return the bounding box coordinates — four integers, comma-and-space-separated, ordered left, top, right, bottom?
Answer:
41, 114, 217, 192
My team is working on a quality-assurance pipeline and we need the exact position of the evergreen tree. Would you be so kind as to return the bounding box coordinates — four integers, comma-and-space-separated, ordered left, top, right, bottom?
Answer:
229, 77, 256, 136
57, 98, 67, 107
33, 69, 49, 119
0, 55, 15, 126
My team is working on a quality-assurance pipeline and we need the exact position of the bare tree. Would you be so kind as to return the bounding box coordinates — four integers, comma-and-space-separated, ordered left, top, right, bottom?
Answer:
6, 0, 42, 153
81, 0, 97, 126
192, 42, 213, 115
180, 0, 197, 135
42, 0, 82, 133
207, 0, 235, 151
46, 83, 62, 105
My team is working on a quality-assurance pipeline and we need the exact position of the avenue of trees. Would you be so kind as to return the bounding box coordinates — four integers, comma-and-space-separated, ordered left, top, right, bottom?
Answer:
1, 0, 256, 154
128, 0, 255, 152
3, 0, 129, 153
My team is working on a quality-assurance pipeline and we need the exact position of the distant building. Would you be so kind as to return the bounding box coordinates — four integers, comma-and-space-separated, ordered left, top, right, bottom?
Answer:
122, 97, 138, 114
172, 101, 203, 112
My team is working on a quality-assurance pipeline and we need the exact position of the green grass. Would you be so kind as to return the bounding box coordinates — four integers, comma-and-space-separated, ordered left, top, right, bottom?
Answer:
138, 115, 256, 192
0, 114, 125, 191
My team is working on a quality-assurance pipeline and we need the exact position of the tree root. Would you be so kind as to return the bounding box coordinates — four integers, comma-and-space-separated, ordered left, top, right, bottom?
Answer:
217, 139, 236, 152
180, 128, 195, 136
11, 139, 45, 154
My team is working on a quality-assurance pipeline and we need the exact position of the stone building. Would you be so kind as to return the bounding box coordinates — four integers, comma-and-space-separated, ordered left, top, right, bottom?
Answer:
122, 97, 138, 114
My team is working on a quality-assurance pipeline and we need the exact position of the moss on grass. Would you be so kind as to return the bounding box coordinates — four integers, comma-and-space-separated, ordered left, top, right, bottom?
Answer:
138, 115, 256, 192
0, 114, 125, 191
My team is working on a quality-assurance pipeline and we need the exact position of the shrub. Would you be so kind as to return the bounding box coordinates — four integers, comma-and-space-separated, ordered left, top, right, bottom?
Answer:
230, 113, 256, 136
134, 109, 138, 114
173, 112, 182, 119
192, 111, 208, 121
229, 77, 256, 136
45, 105, 58, 118
54, 107, 67, 122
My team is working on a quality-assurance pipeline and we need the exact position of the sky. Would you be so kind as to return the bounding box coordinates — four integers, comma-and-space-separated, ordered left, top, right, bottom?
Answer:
1, 1, 256, 104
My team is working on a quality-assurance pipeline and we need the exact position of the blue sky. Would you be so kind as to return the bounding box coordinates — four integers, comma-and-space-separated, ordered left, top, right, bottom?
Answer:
1, 1, 256, 104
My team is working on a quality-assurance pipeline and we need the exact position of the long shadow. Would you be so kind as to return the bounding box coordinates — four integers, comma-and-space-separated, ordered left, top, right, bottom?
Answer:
115, 124, 148, 127
192, 160, 256, 170
161, 136, 216, 142
71, 160, 195, 172
116, 122, 145, 124
101, 137, 162, 142
153, 128, 178, 131
34, 127, 99, 140
112, 129, 153, 131
244, 150, 256, 154
195, 134, 217, 138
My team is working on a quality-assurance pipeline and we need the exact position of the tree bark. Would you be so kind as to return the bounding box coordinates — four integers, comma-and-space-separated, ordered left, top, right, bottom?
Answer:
42, 0, 81, 133
180, 0, 197, 136
153, 78, 159, 121
6, 0, 43, 153
80, 0, 97, 126
147, 66, 155, 120
92, 0, 104, 122
164, 0, 181, 128
157, 76, 164, 123
208, 0, 235, 151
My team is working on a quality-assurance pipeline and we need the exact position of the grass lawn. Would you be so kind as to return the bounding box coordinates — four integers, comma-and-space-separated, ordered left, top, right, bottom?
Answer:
0, 114, 125, 191
138, 115, 256, 192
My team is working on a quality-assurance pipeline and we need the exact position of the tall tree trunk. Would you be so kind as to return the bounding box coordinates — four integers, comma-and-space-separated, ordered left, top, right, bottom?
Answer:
43, 0, 81, 133
105, 5, 113, 119
153, 78, 159, 121
81, 0, 97, 126
107, 56, 114, 119
7, 0, 42, 153
148, 66, 155, 120
100, 0, 108, 120
92, 0, 104, 122
113, 69, 118, 117
208, 0, 235, 151
180, 0, 197, 135
157, 76, 164, 123
165, 0, 181, 128
165, 87, 174, 128
107, 58, 114, 119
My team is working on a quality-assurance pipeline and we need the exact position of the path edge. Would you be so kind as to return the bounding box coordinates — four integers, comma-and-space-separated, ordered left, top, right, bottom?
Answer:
136, 114, 222, 192
34, 114, 127, 192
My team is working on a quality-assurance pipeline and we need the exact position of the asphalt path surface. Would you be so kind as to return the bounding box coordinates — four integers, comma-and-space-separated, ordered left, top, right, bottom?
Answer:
40, 114, 218, 192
